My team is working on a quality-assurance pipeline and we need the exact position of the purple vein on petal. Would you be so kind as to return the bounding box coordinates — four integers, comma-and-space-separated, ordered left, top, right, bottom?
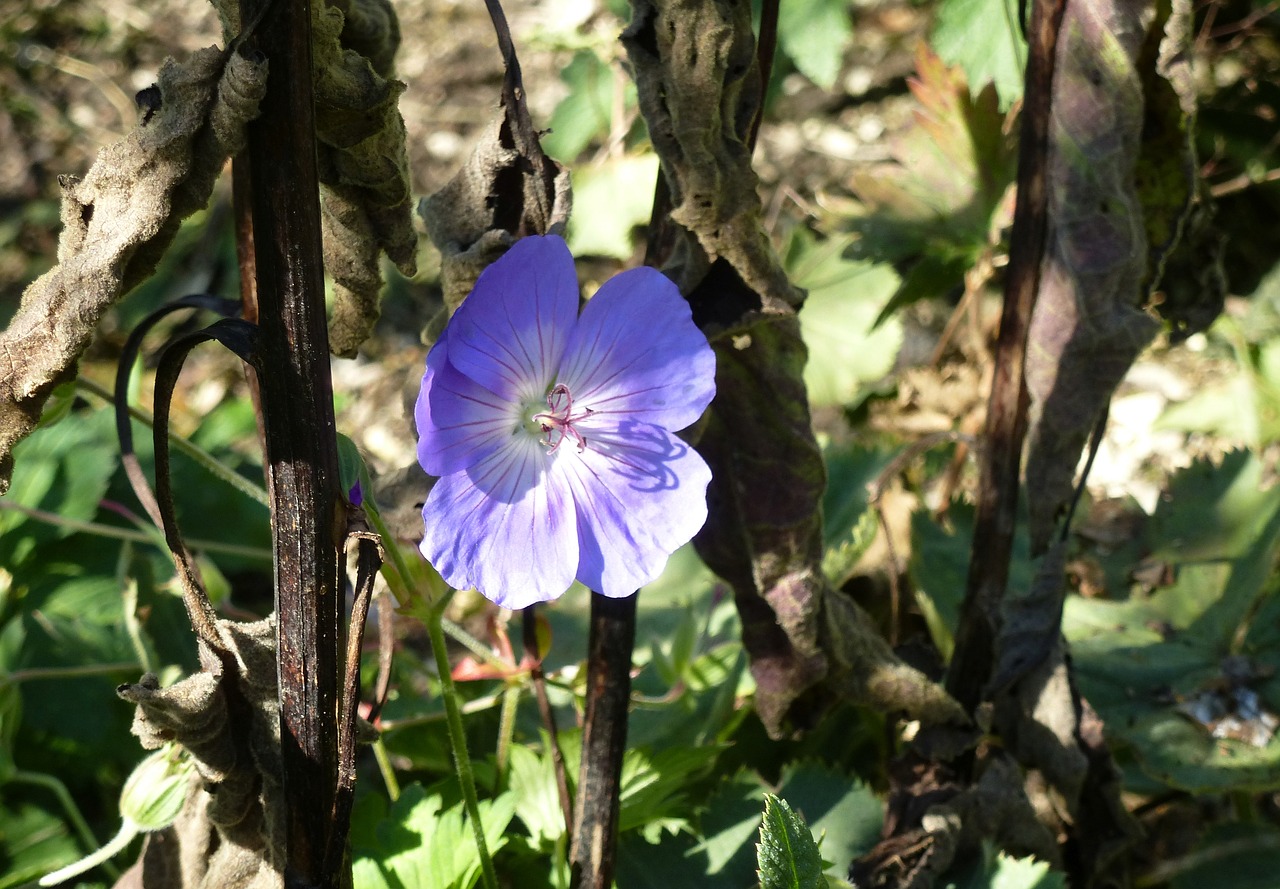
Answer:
448, 236, 578, 399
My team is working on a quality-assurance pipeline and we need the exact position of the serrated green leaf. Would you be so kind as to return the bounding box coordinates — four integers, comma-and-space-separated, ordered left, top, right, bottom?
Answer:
1147, 451, 1280, 565
508, 741, 571, 848
931, 0, 1027, 110
693, 771, 768, 879
618, 743, 722, 834
785, 229, 902, 409
777, 0, 852, 89
363, 783, 516, 889
777, 762, 883, 872
757, 794, 824, 889
1063, 454, 1280, 794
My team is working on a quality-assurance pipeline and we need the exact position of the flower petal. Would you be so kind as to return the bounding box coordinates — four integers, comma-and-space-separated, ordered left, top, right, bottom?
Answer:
557, 266, 715, 432
553, 419, 711, 596
420, 435, 578, 609
447, 235, 580, 402
415, 327, 520, 476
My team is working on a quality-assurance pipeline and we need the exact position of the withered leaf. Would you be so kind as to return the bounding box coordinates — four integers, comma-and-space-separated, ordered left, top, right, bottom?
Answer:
1024, 0, 1170, 552
621, 0, 960, 736
621, 0, 803, 327
0, 46, 267, 495
117, 617, 284, 889
311, 0, 418, 357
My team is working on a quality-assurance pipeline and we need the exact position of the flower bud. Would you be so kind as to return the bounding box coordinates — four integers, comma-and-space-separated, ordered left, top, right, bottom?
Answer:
119, 747, 192, 832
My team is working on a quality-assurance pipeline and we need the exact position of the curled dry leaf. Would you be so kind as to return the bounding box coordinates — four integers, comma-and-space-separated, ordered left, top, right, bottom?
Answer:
419, 115, 572, 320
117, 617, 285, 889
622, 0, 803, 328
0, 46, 267, 495
311, 0, 418, 357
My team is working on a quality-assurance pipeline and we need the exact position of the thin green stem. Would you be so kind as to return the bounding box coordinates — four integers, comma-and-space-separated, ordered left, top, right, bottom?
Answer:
496, 683, 521, 776
425, 597, 499, 889
371, 736, 401, 803
118, 548, 155, 675
376, 690, 507, 731
77, 377, 271, 508
10, 769, 118, 879
441, 615, 511, 674
363, 504, 510, 674
7, 662, 141, 684
0, 500, 272, 562
38, 820, 135, 887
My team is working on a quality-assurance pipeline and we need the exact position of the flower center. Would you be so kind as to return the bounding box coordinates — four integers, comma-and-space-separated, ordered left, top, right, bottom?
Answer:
530, 383, 593, 453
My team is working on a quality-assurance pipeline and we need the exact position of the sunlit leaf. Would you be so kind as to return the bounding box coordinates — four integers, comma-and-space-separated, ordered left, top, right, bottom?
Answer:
756, 794, 823, 889
931, 0, 1027, 110
566, 153, 660, 259
777, 0, 851, 90
785, 229, 902, 409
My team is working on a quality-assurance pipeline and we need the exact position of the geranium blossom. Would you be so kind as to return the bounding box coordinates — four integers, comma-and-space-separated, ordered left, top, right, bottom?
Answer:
415, 235, 715, 609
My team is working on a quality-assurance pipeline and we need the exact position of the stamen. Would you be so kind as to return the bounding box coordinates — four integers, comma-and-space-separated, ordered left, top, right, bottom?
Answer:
532, 384, 593, 453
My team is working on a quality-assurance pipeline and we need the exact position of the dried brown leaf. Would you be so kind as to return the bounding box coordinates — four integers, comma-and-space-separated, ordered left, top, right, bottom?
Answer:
312, 0, 417, 357
118, 617, 284, 889
0, 47, 266, 494
419, 114, 572, 318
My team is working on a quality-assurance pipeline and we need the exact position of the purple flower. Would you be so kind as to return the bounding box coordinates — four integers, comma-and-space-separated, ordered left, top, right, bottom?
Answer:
415, 235, 715, 609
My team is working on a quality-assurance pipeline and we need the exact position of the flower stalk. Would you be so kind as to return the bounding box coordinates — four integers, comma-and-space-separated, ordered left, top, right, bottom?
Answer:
425, 590, 500, 889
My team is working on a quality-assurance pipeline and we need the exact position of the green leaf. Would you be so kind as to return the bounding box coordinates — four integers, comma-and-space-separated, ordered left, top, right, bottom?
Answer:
35, 380, 77, 430
542, 50, 628, 161
756, 794, 824, 889
508, 741, 572, 849
1170, 822, 1280, 889
947, 845, 1065, 889
777, 762, 882, 872
845, 50, 1015, 274
1148, 451, 1280, 565
777, 0, 851, 90
693, 772, 768, 880
1064, 454, 1280, 793
0, 407, 118, 568
0, 797, 82, 889
358, 782, 516, 889
821, 443, 895, 586
336, 432, 373, 504
566, 154, 660, 259
785, 229, 903, 409
618, 743, 723, 835
910, 500, 1034, 662
931, 0, 1027, 110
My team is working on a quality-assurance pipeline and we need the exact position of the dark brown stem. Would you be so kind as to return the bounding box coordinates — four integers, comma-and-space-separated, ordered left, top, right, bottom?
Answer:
523, 605, 573, 843
238, 0, 345, 884
568, 593, 637, 889
944, 0, 1068, 716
